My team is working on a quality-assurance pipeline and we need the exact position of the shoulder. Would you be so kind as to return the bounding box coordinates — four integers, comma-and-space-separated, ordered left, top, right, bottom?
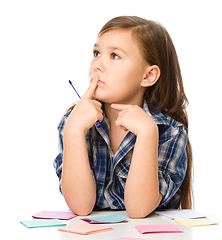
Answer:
147, 107, 187, 145
58, 111, 72, 135
143, 102, 186, 132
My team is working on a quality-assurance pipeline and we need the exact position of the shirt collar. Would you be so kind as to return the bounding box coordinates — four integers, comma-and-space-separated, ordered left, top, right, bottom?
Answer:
95, 101, 172, 132
142, 101, 171, 126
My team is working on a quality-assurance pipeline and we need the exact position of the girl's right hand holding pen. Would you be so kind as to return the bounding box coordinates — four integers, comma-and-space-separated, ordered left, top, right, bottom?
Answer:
64, 75, 103, 135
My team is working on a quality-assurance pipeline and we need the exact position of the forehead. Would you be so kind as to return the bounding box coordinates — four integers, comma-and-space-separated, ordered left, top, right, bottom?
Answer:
95, 29, 139, 50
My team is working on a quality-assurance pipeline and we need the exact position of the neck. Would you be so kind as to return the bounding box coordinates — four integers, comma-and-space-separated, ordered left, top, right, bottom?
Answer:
104, 103, 119, 125
104, 99, 144, 124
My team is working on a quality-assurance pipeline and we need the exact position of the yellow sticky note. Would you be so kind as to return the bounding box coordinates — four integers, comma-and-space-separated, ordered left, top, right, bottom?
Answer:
174, 218, 218, 227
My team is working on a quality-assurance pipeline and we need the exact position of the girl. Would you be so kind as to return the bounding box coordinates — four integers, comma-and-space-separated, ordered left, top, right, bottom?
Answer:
54, 16, 193, 219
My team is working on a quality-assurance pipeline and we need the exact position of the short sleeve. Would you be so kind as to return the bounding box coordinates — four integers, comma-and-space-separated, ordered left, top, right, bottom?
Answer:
53, 112, 96, 193
53, 113, 70, 193
157, 124, 187, 208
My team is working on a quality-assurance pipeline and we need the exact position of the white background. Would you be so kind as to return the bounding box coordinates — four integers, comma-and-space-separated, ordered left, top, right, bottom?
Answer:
1, 0, 221, 235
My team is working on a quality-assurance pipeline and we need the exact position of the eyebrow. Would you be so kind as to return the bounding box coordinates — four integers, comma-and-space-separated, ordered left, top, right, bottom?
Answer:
93, 43, 127, 54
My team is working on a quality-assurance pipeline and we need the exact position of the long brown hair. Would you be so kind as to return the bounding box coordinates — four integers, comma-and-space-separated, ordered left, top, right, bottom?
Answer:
99, 16, 193, 209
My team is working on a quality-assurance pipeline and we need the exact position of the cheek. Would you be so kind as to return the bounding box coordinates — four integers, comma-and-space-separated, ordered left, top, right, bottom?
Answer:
123, 60, 143, 76
110, 63, 130, 79
88, 63, 94, 77
116, 67, 142, 85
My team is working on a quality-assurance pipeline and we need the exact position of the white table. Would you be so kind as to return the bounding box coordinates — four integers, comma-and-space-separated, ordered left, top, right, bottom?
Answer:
16, 210, 221, 240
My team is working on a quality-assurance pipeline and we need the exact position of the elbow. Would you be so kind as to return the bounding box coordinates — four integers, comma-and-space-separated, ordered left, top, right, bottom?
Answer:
61, 182, 96, 216
71, 207, 93, 216
128, 212, 148, 219
64, 192, 96, 216
126, 206, 154, 219
67, 201, 95, 216
61, 190, 95, 216
126, 193, 162, 219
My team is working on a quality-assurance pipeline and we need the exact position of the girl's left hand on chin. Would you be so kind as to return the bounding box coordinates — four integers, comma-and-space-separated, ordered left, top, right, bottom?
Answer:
111, 104, 158, 136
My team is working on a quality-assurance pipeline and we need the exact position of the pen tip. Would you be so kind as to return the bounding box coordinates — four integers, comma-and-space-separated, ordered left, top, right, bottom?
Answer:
68, 80, 72, 85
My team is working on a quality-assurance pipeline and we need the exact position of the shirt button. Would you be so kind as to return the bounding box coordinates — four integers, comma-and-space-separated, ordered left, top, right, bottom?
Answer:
113, 200, 118, 206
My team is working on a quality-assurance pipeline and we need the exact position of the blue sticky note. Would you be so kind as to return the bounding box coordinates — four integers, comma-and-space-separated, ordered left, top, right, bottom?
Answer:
81, 214, 128, 224
20, 219, 66, 228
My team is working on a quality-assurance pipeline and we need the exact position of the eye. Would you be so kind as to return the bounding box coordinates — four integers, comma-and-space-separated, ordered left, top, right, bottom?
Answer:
93, 50, 100, 57
111, 53, 120, 59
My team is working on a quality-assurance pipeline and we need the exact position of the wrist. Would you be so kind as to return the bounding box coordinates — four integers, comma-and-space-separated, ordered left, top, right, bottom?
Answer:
64, 127, 86, 141
137, 121, 158, 137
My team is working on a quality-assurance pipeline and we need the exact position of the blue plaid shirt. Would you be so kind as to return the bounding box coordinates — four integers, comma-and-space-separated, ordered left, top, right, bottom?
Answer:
54, 101, 187, 210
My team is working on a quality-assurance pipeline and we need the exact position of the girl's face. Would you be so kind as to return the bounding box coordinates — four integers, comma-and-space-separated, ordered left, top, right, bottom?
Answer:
89, 29, 149, 105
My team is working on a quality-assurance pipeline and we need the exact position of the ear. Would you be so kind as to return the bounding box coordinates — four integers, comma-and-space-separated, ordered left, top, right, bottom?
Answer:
141, 65, 160, 87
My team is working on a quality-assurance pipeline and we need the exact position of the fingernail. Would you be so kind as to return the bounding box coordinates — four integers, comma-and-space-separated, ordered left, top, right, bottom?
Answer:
96, 121, 102, 128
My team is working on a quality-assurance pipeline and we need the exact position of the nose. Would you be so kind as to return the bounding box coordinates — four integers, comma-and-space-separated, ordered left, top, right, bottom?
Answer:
93, 58, 104, 72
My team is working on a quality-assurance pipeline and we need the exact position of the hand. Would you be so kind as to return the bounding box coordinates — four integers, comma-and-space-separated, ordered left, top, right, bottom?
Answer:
111, 104, 158, 136
64, 76, 103, 135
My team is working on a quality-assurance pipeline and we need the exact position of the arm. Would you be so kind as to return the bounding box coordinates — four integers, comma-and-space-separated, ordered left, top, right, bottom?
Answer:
124, 126, 162, 218
61, 76, 103, 215
111, 104, 162, 218
61, 131, 96, 216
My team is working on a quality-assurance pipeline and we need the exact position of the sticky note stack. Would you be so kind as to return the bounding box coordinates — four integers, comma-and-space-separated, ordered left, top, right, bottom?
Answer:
32, 210, 77, 220
114, 238, 150, 240
20, 219, 66, 228
20, 210, 77, 229
155, 209, 219, 227
81, 214, 128, 224
58, 224, 113, 235
135, 224, 183, 234
58, 214, 127, 235
174, 218, 218, 227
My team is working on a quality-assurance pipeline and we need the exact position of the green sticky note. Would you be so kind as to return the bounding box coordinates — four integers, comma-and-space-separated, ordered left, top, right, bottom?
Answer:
82, 214, 128, 223
20, 219, 66, 228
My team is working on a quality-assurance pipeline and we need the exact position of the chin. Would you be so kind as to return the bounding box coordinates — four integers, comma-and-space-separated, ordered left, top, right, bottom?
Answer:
94, 91, 118, 104
95, 97, 112, 104
94, 92, 106, 102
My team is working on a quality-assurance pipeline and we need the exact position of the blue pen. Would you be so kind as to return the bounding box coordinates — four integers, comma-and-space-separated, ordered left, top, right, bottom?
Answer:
68, 80, 101, 128
68, 80, 82, 99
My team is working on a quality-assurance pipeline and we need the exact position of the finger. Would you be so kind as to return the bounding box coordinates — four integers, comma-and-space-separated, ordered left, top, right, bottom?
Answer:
120, 125, 128, 131
92, 100, 103, 113
115, 113, 129, 132
115, 119, 128, 132
82, 75, 99, 99
92, 99, 102, 108
95, 105, 103, 114
95, 112, 104, 128
111, 104, 130, 110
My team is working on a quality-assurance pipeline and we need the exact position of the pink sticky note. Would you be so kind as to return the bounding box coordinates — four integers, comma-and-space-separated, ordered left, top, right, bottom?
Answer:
114, 238, 150, 240
135, 225, 183, 234
32, 210, 77, 220
58, 224, 113, 235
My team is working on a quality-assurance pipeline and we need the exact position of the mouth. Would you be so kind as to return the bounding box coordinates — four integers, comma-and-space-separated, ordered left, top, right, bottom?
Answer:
90, 74, 105, 84
97, 80, 105, 84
